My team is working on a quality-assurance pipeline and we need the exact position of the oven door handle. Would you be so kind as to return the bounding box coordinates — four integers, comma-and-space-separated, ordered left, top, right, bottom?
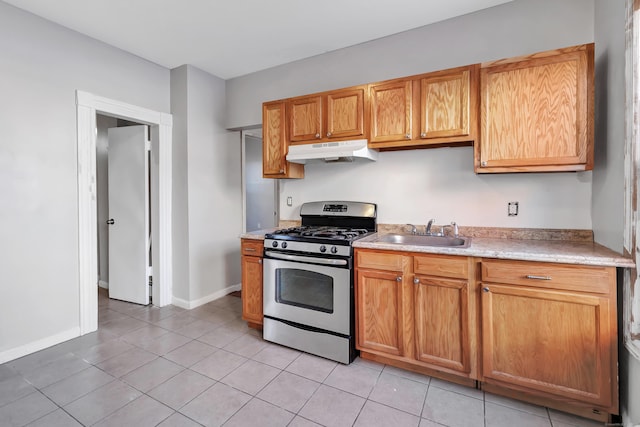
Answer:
265, 251, 348, 266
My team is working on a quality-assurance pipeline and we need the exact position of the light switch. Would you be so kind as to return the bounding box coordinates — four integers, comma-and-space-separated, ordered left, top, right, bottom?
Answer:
287, 196, 293, 207
508, 202, 519, 216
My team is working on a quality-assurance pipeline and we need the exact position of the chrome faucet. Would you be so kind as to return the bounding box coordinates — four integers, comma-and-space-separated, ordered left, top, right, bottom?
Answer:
425, 219, 435, 235
451, 221, 459, 238
407, 224, 418, 235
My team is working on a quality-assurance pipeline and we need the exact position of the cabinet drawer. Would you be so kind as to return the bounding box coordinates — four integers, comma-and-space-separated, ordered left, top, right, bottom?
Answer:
481, 259, 612, 294
356, 250, 404, 272
241, 240, 264, 257
414, 254, 468, 279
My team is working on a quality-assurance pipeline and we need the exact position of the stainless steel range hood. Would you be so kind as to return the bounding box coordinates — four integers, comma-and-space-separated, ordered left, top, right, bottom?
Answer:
286, 139, 378, 164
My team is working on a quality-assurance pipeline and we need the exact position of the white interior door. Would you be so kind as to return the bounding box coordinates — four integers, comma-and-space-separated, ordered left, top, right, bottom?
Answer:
107, 125, 150, 305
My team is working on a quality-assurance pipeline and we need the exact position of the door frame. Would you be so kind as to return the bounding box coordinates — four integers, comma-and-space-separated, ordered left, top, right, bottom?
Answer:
76, 90, 173, 335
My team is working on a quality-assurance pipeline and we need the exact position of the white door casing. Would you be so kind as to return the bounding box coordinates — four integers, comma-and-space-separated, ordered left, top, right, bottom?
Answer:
107, 126, 150, 305
76, 90, 172, 335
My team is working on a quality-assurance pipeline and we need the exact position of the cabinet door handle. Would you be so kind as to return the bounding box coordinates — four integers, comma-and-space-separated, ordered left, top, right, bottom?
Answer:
420, 132, 427, 138
482, 287, 490, 293
525, 275, 552, 281
481, 161, 487, 167
326, 132, 332, 137
396, 276, 402, 282
279, 169, 284, 173
413, 278, 420, 284
404, 134, 411, 139
258, 259, 262, 264
315, 133, 321, 139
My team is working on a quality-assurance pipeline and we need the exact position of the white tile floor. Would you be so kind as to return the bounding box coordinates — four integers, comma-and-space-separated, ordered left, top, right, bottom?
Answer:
0, 289, 609, 426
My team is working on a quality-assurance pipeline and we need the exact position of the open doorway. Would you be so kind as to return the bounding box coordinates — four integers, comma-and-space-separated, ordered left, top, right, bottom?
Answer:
76, 90, 173, 335
96, 117, 153, 305
242, 129, 278, 232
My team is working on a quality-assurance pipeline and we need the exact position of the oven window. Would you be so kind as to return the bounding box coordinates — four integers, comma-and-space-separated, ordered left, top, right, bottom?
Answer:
275, 268, 334, 313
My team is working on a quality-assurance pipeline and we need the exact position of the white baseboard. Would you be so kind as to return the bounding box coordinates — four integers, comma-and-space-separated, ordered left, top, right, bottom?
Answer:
172, 283, 241, 310
0, 327, 81, 365
98, 280, 109, 289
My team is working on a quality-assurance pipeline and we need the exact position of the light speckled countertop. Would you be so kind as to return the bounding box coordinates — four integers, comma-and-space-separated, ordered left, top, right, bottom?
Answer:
354, 233, 634, 268
240, 229, 634, 268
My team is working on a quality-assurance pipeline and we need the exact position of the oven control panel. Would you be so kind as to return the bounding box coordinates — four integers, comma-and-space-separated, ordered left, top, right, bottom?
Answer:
264, 239, 351, 257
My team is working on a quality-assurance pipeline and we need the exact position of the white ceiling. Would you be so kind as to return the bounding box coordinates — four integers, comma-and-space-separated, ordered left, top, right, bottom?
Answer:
4, 0, 513, 79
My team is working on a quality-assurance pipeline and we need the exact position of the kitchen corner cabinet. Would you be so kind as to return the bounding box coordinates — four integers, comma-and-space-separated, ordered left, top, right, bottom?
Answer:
480, 259, 618, 420
369, 65, 478, 149
288, 86, 367, 144
476, 43, 594, 173
355, 249, 477, 382
262, 101, 304, 179
241, 239, 264, 328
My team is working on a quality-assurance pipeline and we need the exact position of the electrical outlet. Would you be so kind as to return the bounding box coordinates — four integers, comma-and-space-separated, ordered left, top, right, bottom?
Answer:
508, 202, 519, 216
287, 196, 293, 207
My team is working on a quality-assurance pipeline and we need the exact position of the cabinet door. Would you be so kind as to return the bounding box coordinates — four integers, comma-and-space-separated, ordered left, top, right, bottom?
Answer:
262, 101, 304, 179
326, 88, 365, 139
478, 44, 593, 172
414, 275, 470, 373
369, 80, 413, 144
241, 255, 263, 325
289, 95, 323, 142
481, 283, 612, 407
419, 66, 475, 141
356, 268, 406, 356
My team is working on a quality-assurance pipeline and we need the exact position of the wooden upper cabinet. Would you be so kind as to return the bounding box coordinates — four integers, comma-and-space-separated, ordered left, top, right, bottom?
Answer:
262, 101, 304, 179
289, 95, 323, 142
369, 79, 413, 144
288, 87, 366, 144
419, 65, 477, 142
369, 65, 478, 149
477, 43, 594, 173
326, 88, 365, 139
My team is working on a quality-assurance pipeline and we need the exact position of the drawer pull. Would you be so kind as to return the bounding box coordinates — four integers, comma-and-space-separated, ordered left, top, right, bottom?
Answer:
482, 287, 490, 293
396, 276, 402, 282
244, 248, 257, 252
413, 278, 420, 284
525, 274, 552, 281
258, 259, 262, 264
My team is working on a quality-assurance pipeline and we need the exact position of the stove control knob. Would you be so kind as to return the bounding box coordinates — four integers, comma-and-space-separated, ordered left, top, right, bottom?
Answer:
272, 241, 278, 248
319, 245, 327, 253
281, 242, 288, 249
330, 246, 338, 254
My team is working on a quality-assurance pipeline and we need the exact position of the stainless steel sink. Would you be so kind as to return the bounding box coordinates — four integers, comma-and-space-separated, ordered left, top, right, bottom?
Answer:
378, 233, 470, 248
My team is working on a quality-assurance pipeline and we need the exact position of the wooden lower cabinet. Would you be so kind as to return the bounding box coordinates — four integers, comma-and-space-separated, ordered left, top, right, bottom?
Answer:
355, 250, 619, 421
240, 239, 263, 327
480, 259, 618, 421
355, 250, 477, 383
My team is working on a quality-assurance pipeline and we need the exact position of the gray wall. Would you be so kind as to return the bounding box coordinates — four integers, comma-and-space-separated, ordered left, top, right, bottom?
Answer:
0, 0, 170, 361
171, 65, 242, 304
226, 0, 596, 231
170, 65, 191, 302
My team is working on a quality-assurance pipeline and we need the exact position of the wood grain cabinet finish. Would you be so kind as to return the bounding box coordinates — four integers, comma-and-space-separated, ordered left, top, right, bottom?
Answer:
241, 239, 264, 327
476, 43, 594, 173
480, 259, 618, 419
288, 95, 323, 142
369, 79, 413, 144
355, 250, 477, 382
355, 267, 408, 356
287, 86, 366, 144
369, 65, 478, 149
418, 65, 478, 144
262, 101, 304, 179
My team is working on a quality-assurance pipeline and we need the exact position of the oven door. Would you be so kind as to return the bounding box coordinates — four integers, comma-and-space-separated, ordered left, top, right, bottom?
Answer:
263, 254, 351, 335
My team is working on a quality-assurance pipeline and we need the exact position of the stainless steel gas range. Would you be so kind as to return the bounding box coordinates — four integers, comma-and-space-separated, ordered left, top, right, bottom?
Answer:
262, 201, 377, 364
